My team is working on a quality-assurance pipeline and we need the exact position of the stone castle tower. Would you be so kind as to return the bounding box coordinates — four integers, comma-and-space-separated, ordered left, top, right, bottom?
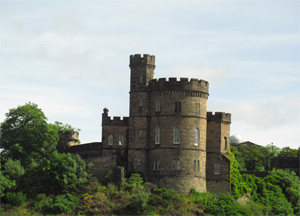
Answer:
58, 54, 231, 194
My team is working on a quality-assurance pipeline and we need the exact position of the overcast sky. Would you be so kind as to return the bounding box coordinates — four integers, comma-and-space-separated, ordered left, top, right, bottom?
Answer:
0, 0, 299, 149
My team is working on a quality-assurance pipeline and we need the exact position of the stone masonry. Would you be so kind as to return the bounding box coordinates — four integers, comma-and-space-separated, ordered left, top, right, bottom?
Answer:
57, 54, 231, 194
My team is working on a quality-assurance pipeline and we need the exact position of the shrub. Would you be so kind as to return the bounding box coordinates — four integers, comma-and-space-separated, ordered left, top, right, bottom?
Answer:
126, 191, 150, 215
5, 192, 26, 206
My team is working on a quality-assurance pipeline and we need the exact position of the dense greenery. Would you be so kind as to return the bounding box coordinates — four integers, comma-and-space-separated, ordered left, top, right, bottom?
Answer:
1, 102, 299, 215
0, 102, 90, 211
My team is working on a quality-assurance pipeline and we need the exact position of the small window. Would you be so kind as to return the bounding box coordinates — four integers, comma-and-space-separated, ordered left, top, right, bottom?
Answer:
108, 135, 113, 146
195, 103, 200, 113
172, 159, 181, 170
139, 100, 143, 107
224, 137, 227, 150
214, 163, 220, 175
155, 127, 160, 144
119, 135, 123, 146
138, 158, 142, 166
155, 101, 161, 112
175, 101, 181, 113
139, 130, 142, 139
197, 160, 200, 172
193, 160, 196, 172
153, 160, 160, 170
140, 76, 143, 83
173, 127, 180, 144
194, 128, 199, 146
172, 160, 176, 170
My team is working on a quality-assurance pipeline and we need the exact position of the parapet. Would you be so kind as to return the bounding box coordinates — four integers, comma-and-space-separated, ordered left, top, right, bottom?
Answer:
130, 54, 155, 67
207, 112, 231, 123
149, 77, 209, 94
102, 108, 129, 126
58, 131, 79, 140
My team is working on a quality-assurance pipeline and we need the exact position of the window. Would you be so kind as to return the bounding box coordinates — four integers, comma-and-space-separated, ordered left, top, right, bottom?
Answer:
139, 100, 143, 107
173, 127, 180, 144
138, 158, 142, 166
172, 159, 181, 170
140, 76, 143, 83
194, 160, 200, 173
214, 163, 220, 175
139, 130, 142, 139
119, 135, 123, 146
175, 101, 181, 113
155, 101, 161, 112
155, 127, 160, 144
153, 160, 160, 170
195, 103, 200, 113
108, 135, 113, 146
224, 137, 227, 150
194, 128, 199, 146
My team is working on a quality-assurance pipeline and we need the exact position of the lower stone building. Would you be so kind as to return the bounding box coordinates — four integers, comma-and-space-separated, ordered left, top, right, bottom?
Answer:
57, 54, 231, 193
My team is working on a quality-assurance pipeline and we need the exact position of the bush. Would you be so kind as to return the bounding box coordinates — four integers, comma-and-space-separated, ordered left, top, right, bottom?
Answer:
126, 191, 150, 215
33, 193, 79, 214
5, 192, 26, 206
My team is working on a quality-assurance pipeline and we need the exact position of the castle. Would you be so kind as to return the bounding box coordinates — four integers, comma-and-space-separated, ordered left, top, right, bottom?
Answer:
57, 54, 231, 193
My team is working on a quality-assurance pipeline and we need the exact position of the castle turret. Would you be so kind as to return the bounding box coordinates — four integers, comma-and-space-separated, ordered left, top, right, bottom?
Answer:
206, 112, 231, 193
128, 54, 155, 175
56, 131, 79, 153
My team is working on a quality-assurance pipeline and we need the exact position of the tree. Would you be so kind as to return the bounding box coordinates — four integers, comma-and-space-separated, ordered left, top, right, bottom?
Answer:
278, 147, 299, 157
0, 102, 57, 166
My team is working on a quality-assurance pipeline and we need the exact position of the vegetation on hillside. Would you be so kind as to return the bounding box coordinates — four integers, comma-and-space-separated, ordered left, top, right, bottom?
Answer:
1, 102, 299, 215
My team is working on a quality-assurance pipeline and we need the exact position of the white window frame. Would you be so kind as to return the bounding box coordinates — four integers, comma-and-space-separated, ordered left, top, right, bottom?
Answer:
194, 128, 199, 146
173, 127, 180, 144
155, 127, 160, 144
108, 135, 113, 146
214, 163, 221, 175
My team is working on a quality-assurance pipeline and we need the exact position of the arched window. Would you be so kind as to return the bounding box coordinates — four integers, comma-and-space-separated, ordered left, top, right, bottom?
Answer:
194, 128, 199, 146
155, 127, 160, 144
173, 127, 180, 144
108, 135, 113, 146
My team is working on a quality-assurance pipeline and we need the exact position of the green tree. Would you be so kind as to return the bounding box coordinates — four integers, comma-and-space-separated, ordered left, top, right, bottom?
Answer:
278, 147, 299, 157
0, 102, 57, 166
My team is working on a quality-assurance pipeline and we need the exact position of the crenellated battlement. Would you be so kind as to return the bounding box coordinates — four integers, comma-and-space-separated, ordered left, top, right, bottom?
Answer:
207, 112, 231, 123
130, 54, 155, 67
58, 131, 79, 140
102, 108, 129, 126
148, 77, 209, 94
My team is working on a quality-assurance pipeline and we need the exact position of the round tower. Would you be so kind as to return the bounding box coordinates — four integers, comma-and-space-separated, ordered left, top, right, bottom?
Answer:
148, 77, 209, 193
128, 54, 155, 175
56, 131, 79, 153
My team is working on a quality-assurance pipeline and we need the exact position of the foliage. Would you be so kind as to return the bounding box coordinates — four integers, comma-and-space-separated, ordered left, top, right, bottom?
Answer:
33, 193, 79, 214
264, 169, 300, 215
277, 146, 299, 157
4, 192, 27, 207
0, 171, 16, 197
189, 191, 252, 215
126, 191, 150, 215
120, 173, 144, 192
2, 159, 25, 181
0, 102, 55, 166
229, 151, 250, 198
